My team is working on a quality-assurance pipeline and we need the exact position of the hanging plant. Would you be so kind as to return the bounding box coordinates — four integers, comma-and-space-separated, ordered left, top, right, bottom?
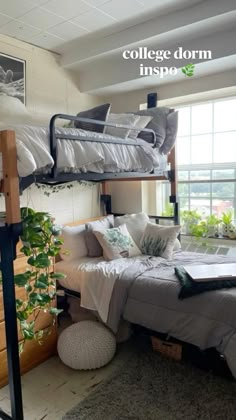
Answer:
35, 180, 95, 196
15, 207, 65, 353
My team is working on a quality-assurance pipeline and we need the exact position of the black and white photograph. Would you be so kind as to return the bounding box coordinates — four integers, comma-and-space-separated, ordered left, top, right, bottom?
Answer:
0, 52, 25, 104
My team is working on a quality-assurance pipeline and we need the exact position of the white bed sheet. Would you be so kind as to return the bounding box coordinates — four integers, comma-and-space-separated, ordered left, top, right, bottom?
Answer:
56, 256, 136, 323
0, 123, 164, 179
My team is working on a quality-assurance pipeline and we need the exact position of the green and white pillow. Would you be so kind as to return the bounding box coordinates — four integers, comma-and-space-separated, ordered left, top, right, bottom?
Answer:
93, 224, 141, 260
140, 223, 181, 259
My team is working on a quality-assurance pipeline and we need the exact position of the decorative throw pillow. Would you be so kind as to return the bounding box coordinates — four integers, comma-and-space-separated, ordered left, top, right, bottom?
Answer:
140, 223, 181, 259
74, 103, 111, 133
149, 220, 181, 251
105, 113, 140, 139
128, 115, 153, 140
136, 107, 174, 147
114, 213, 150, 246
93, 224, 141, 260
85, 215, 114, 257
159, 111, 178, 155
60, 224, 88, 261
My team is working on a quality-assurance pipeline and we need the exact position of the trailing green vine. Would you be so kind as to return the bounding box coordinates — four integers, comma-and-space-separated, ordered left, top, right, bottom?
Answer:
35, 180, 95, 196
15, 207, 65, 353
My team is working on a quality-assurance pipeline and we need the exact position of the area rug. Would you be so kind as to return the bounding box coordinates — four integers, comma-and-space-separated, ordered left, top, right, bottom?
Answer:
63, 340, 236, 420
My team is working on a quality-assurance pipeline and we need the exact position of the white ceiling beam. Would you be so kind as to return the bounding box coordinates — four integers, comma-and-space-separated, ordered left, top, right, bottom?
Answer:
61, 0, 236, 68
77, 27, 236, 93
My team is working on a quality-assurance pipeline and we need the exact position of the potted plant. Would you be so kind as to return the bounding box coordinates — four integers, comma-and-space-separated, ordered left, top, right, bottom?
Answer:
15, 207, 65, 353
221, 211, 234, 237
181, 210, 201, 235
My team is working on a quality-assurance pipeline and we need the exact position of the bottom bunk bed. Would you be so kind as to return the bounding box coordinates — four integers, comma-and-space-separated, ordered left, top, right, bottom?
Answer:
56, 216, 236, 380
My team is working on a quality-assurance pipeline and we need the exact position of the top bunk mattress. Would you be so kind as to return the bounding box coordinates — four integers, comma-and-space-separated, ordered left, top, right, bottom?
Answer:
0, 124, 167, 179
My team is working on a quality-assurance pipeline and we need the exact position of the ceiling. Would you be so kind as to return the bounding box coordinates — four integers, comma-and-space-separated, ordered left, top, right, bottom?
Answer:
0, 0, 236, 96
0, 0, 193, 50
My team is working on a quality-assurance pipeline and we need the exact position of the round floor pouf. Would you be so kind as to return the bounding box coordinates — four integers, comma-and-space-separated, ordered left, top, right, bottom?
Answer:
57, 320, 116, 370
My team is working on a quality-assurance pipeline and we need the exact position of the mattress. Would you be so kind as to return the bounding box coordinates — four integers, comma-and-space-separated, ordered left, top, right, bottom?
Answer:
0, 123, 165, 179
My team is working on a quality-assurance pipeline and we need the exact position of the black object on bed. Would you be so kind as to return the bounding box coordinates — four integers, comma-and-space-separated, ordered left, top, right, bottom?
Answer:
175, 266, 236, 299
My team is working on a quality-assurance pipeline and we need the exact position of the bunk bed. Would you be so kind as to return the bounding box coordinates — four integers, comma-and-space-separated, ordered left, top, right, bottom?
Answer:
0, 98, 178, 419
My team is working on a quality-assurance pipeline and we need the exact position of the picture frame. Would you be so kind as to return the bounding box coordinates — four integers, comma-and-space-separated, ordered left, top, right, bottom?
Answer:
0, 52, 26, 105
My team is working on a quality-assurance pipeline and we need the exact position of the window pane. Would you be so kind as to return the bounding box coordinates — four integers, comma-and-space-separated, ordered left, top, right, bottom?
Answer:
212, 169, 235, 179
192, 103, 212, 134
190, 170, 210, 180
191, 134, 212, 164
178, 171, 188, 181
179, 197, 189, 210
212, 199, 234, 217
177, 137, 190, 165
190, 183, 210, 197
177, 107, 190, 136
178, 183, 189, 196
190, 199, 210, 216
212, 182, 234, 197
214, 99, 236, 132
214, 132, 236, 163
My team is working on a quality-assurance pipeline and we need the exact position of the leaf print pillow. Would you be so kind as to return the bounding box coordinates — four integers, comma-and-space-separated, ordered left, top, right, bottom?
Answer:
93, 224, 141, 260
140, 223, 181, 259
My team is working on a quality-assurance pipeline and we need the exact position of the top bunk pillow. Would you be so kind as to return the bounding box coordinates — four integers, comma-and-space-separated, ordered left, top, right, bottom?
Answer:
114, 212, 149, 247
74, 103, 111, 133
0, 95, 31, 124
93, 224, 141, 260
135, 107, 173, 147
128, 115, 153, 140
105, 113, 140, 139
159, 111, 178, 155
85, 215, 114, 257
60, 224, 88, 261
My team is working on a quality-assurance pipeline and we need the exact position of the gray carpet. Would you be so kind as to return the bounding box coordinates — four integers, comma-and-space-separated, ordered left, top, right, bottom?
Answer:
63, 340, 236, 420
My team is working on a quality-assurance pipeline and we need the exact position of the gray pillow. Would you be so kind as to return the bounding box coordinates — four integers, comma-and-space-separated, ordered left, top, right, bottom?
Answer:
159, 111, 178, 155
85, 215, 114, 257
136, 107, 173, 147
74, 103, 111, 133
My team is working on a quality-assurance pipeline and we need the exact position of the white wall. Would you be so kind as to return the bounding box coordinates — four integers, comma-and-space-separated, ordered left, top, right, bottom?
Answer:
0, 34, 104, 223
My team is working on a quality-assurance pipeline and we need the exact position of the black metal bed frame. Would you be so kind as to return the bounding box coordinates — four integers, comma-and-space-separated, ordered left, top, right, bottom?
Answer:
0, 94, 179, 419
19, 112, 176, 192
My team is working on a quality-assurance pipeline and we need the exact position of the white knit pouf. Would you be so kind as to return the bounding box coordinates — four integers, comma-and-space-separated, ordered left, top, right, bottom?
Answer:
57, 321, 116, 370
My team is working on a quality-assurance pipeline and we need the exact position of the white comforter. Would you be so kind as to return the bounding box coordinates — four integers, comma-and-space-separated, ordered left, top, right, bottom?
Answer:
0, 124, 161, 178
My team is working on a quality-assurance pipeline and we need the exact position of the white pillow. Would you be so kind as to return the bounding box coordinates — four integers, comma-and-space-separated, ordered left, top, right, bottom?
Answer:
60, 224, 88, 261
149, 219, 181, 251
93, 224, 141, 260
0, 95, 31, 123
128, 115, 153, 140
140, 223, 181, 259
114, 213, 149, 246
105, 113, 140, 139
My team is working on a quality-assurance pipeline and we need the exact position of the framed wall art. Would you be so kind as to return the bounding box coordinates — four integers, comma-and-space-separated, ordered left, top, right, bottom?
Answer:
0, 53, 26, 104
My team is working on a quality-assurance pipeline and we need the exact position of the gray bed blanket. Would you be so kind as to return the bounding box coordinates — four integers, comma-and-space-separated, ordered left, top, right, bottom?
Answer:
107, 251, 236, 378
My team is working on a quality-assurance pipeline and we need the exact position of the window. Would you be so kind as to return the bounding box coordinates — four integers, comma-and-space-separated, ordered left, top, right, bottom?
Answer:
176, 98, 236, 218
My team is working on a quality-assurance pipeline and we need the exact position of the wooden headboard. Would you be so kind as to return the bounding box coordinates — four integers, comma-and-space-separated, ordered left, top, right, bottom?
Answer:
63, 215, 107, 227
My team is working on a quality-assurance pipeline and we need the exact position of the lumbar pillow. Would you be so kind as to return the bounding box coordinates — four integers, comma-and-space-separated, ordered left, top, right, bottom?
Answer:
105, 113, 140, 139
60, 224, 88, 261
140, 223, 181, 259
128, 115, 153, 140
74, 103, 111, 133
93, 224, 141, 260
114, 212, 149, 246
85, 215, 114, 257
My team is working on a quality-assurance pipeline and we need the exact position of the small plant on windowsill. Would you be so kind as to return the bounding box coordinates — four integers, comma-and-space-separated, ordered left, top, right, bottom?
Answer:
221, 210, 236, 238
181, 210, 202, 235
15, 207, 65, 353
